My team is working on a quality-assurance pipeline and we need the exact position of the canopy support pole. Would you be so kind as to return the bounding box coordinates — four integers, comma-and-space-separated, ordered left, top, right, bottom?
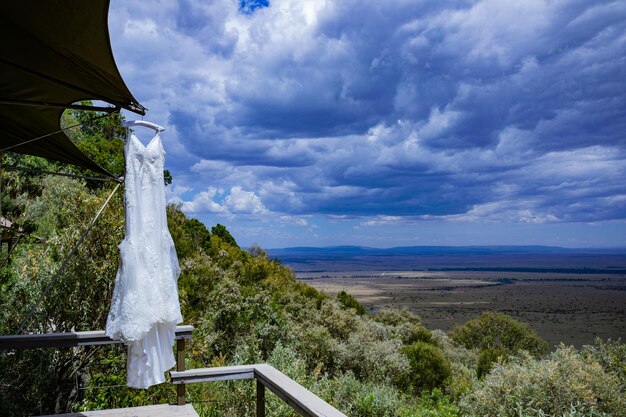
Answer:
16, 182, 122, 334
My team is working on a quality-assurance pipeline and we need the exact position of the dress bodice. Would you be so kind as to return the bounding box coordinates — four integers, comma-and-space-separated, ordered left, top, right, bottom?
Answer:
123, 134, 166, 242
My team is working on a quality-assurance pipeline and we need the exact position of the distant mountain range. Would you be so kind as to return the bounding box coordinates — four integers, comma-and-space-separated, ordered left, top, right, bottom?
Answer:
265, 245, 626, 272
267, 245, 625, 256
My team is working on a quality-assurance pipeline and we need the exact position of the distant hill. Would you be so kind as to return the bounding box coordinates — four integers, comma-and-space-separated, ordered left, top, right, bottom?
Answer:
266, 245, 626, 272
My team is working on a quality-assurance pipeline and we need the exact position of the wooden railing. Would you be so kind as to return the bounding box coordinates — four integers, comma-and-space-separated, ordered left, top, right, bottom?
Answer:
170, 364, 347, 417
0, 326, 348, 417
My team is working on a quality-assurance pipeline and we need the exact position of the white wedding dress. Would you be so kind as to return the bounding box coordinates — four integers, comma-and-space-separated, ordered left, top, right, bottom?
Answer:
106, 129, 182, 388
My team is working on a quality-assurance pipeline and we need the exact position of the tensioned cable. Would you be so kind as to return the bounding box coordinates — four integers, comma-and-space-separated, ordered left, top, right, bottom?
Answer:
3, 165, 122, 183
0, 110, 117, 153
16, 182, 121, 335
1, 151, 3, 226
0, 99, 120, 113
0, 234, 21, 269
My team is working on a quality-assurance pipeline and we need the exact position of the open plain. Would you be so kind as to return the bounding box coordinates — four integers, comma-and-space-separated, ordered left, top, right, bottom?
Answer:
297, 270, 626, 348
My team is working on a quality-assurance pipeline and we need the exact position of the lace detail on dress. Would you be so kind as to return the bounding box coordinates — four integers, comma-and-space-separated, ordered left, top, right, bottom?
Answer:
106, 132, 182, 388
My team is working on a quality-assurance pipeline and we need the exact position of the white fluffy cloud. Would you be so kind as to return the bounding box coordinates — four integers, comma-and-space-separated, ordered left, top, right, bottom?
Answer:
181, 185, 267, 215
181, 186, 227, 214
225, 186, 267, 214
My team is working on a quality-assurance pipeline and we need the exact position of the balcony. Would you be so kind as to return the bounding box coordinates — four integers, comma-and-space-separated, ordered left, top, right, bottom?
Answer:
0, 325, 346, 417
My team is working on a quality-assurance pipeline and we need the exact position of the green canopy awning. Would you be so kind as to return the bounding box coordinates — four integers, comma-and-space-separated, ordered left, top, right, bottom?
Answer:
0, 0, 145, 177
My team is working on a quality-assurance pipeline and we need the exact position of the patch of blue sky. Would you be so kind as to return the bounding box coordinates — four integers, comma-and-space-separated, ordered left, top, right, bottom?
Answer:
239, 0, 269, 15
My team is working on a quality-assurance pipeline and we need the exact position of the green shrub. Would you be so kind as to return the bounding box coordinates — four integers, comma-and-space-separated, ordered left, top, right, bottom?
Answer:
431, 330, 478, 398
295, 324, 341, 374
400, 389, 460, 417
582, 338, 626, 385
371, 308, 432, 348
338, 332, 410, 387
337, 290, 366, 315
449, 311, 547, 376
197, 277, 288, 360
80, 345, 174, 411
316, 299, 366, 340
372, 308, 421, 326
476, 347, 508, 378
450, 312, 547, 356
315, 371, 406, 417
404, 325, 434, 346
177, 253, 224, 322
402, 342, 452, 394
460, 345, 626, 417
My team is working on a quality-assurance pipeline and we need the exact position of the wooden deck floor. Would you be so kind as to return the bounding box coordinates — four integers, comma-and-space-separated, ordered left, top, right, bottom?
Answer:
34, 404, 199, 417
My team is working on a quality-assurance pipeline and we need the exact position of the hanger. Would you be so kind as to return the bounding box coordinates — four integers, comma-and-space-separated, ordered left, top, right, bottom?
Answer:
122, 120, 165, 133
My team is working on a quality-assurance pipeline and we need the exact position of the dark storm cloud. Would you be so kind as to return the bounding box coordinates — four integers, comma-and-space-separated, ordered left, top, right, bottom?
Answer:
111, 0, 626, 224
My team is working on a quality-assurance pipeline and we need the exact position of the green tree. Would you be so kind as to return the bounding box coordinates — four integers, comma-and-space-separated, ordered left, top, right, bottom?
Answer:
181, 217, 212, 252
163, 169, 172, 186
1, 153, 60, 229
0, 177, 125, 415
64, 107, 126, 178
211, 223, 238, 248
337, 290, 366, 315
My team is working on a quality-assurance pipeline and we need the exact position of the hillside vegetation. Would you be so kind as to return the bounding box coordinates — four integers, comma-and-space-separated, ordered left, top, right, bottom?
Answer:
0, 113, 624, 416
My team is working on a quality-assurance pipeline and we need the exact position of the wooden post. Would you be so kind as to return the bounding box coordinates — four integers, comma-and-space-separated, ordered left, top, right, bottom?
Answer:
176, 338, 185, 405
256, 379, 265, 417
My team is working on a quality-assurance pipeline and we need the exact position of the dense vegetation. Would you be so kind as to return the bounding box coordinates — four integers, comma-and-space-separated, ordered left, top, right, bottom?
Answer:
0, 113, 624, 416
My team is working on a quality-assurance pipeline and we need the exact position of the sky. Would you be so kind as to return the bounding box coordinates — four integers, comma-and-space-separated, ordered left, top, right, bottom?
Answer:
108, 0, 626, 248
